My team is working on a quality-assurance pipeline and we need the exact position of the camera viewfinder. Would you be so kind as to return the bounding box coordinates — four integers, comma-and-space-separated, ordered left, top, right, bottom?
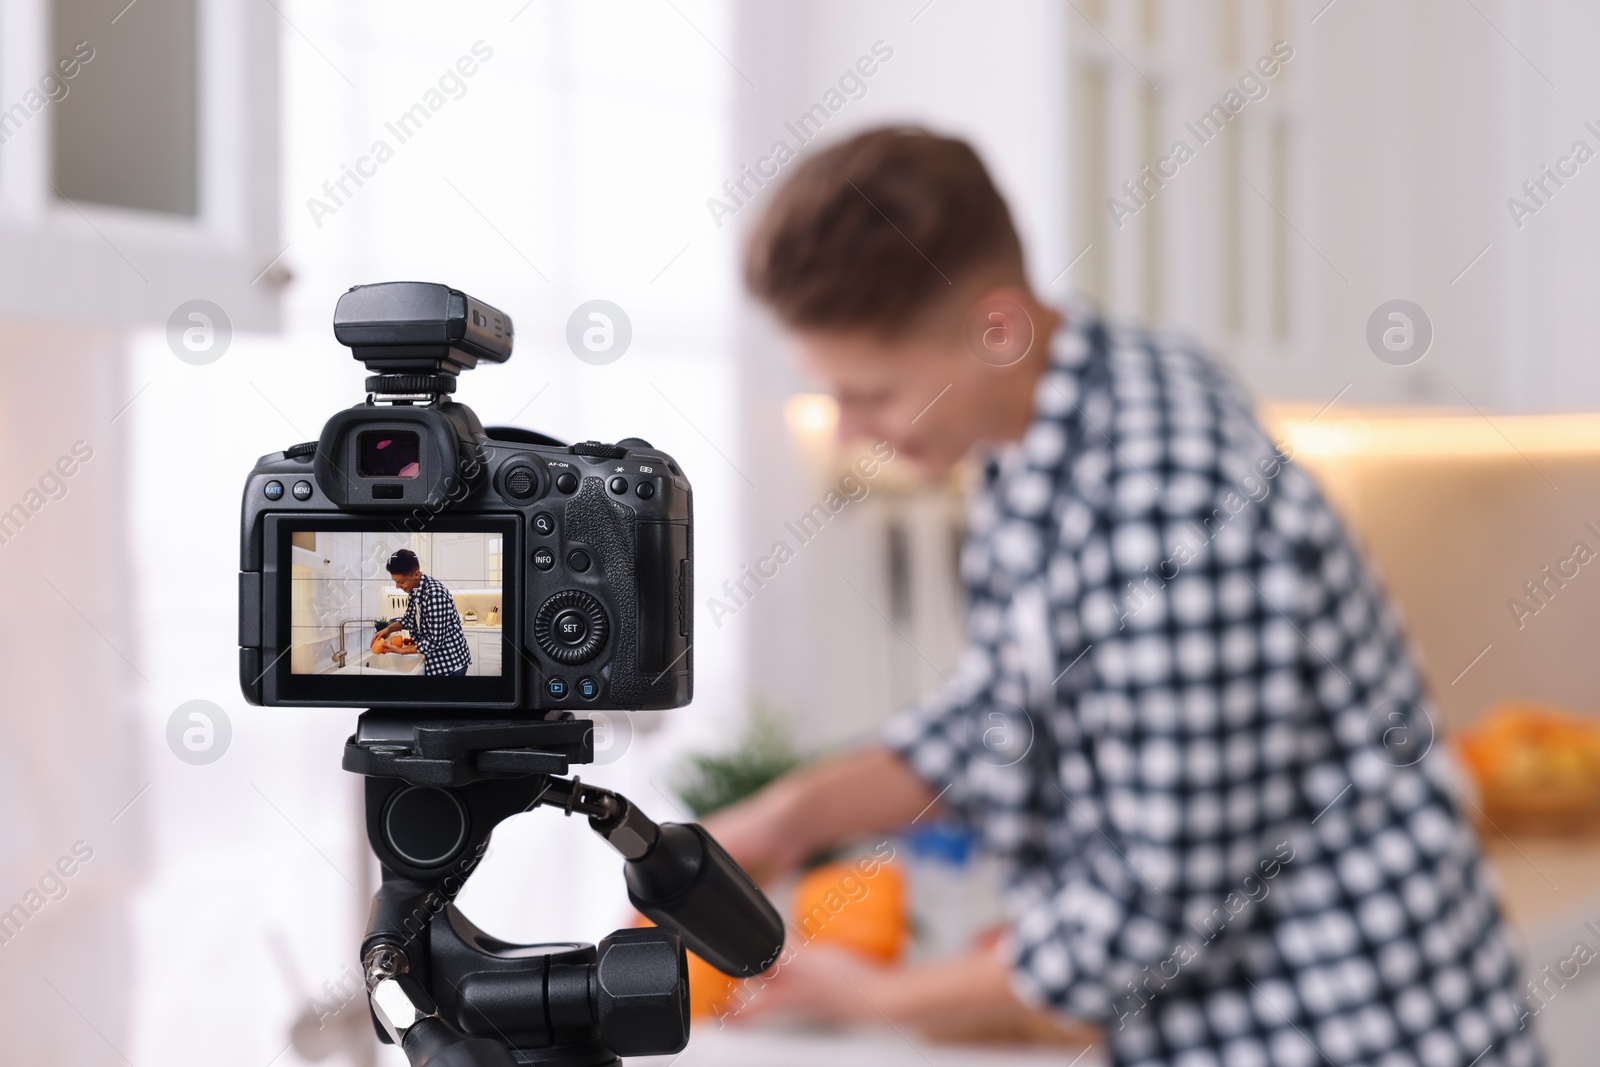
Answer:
358, 430, 421, 478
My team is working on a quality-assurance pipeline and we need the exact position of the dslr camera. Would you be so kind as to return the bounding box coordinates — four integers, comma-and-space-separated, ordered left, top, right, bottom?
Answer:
239, 280, 691, 712
237, 283, 779, 1067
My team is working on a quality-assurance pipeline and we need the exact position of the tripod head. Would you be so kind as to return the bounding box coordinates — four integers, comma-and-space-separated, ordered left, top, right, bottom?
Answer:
348, 712, 785, 1066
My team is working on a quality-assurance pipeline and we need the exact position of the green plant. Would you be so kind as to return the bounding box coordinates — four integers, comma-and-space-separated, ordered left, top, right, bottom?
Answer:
674, 707, 800, 818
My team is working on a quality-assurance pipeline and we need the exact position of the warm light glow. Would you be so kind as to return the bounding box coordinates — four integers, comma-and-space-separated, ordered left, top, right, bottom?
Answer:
1263, 405, 1600, 458
784, 393, 838, 441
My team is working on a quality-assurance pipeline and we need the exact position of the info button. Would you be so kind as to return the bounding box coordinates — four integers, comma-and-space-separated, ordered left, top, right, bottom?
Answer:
532, 547, 555, 571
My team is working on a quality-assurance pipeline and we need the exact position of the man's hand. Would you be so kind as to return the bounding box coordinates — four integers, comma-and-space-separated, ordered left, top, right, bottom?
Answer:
725, 942, 1102, 1046
731, 945, 890, 1025
702, 746, 940, 886
701, 789, 811, 886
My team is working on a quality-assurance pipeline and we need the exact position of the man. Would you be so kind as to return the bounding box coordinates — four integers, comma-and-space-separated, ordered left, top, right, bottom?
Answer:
374, 548, 471, 677
707, 128, 1536, 1066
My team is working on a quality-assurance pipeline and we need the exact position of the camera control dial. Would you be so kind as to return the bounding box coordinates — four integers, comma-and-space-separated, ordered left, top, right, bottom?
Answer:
534, 590, 608, 663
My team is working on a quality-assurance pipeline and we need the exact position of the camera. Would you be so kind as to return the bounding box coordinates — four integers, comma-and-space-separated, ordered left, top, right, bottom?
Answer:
238, 280, 693, 713
234, 283, 780, 1067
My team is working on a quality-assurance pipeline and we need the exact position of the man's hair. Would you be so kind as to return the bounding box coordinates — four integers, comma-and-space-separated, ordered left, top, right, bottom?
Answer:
386, 549, 421, 575
744, 126, 1025, 337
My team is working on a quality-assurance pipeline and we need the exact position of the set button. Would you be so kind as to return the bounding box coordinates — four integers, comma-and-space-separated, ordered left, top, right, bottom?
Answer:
552, 609, 589, 646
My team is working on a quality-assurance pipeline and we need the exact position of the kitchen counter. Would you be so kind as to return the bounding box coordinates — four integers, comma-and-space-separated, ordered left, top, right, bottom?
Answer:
1481, 834, 1600, 932
1478, 834, 1600, 1067
633, 1026, 1101, 1067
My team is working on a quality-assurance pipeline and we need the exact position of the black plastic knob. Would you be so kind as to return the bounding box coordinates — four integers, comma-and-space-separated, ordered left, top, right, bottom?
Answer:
366, 373, 458, 395
501, 464, 540, 500
594, 928, 689, 1057
571, 440, 628, 459
533, 591, 608, 663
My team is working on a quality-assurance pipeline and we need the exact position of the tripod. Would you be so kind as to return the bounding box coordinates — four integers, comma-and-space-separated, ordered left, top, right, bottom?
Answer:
344, 711, 784, 1067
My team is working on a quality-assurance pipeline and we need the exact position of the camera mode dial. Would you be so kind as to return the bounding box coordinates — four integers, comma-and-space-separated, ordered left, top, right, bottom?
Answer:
534, 590, 608, 664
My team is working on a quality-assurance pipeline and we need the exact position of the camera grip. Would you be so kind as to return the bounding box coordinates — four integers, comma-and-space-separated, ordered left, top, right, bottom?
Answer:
624, 823, 785, 978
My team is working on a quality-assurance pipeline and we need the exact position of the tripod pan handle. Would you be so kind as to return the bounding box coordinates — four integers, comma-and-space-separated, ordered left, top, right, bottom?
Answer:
624, 823, 785, 978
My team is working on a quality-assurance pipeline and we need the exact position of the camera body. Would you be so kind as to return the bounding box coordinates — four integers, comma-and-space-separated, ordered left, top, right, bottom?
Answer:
238, 282, 692, 714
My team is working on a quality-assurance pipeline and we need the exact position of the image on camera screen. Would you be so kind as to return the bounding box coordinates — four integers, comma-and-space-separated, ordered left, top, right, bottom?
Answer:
289, 529, 504, 678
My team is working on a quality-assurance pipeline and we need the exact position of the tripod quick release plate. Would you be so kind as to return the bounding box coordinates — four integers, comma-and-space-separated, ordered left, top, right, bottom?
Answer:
343, 714, 595, 788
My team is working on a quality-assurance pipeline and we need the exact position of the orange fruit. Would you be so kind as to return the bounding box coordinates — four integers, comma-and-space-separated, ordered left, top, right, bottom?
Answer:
370, 636, 385, 655
789, 859, 908, 964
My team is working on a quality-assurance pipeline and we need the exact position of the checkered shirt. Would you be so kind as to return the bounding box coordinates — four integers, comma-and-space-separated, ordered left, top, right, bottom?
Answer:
398, 572, 471, 676
883, 308, 1539, 1067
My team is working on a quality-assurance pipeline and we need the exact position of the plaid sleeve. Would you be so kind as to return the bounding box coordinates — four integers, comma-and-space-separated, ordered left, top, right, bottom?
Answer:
880, 641, 1007, 823
399, 592, 417, 639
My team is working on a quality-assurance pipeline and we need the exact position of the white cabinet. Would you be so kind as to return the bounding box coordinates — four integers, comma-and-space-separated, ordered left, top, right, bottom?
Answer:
432, 532, 489, 585
0, 0, 282, 329
478, 630, 503, 675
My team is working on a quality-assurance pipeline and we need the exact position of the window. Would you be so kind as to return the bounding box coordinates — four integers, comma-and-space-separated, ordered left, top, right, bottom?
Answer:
51, 0, 199, 215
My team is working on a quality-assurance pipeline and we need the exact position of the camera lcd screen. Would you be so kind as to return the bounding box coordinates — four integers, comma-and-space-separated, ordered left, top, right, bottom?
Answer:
291, 529, 504, 676
267, 518, 519, 706
358, 430, 421, 477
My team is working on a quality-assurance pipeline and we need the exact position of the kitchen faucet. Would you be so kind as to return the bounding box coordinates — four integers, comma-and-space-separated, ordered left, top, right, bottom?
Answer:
332, 618, 383, 668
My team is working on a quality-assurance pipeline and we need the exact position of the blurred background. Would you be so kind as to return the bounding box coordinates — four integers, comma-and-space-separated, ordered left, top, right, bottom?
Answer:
5, 0, 1600, 1063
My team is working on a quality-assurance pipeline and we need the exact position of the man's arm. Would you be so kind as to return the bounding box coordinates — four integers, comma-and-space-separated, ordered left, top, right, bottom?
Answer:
703, 745, 938, 884
732, 942, 1098, 1042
